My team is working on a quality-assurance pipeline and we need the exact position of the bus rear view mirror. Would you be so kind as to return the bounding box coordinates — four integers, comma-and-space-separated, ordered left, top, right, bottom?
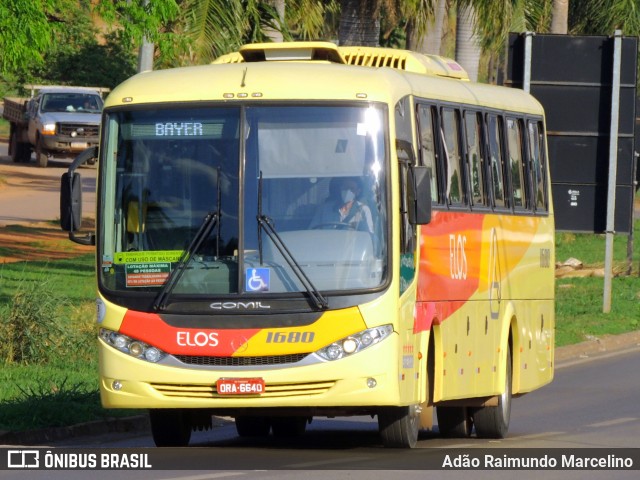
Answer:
60, 171, 82, 232
59, 146, 97, 245
408, 165, 432, 225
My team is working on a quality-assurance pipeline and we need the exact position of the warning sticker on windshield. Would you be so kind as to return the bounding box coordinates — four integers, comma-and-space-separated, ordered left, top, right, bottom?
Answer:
114, 251, 183, 264
125, 262, 171, 287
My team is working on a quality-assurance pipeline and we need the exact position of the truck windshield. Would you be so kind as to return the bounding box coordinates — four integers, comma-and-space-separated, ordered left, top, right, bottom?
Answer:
98, 104, 388, 305
40, 93, 103, 113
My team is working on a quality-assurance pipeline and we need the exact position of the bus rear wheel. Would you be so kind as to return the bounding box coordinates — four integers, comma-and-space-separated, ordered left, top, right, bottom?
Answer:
436, 406, 473, 438
235, 416, 271, 437
271, 416, 308, 437
473, 346, 512, 438
378, 405, 420, 448
149, 409, 192, 447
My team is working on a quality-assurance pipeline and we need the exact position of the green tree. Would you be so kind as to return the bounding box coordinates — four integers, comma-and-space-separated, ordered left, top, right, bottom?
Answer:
32, 2, 137, 89
44, 34, 137, 89
95, 0, 180, 49
0, 0, 55, 77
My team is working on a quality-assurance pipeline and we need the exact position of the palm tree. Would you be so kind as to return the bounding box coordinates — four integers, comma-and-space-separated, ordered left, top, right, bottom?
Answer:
550, 0, 568, 33
455, 2, 481, 81
338, 0, 381, 46
264, 0, 286, 42
569, 0, 640, 36
403, 0, 440, 53
178, 0, 338, 64
421, 0, 447, 54
179, 0, 292, 63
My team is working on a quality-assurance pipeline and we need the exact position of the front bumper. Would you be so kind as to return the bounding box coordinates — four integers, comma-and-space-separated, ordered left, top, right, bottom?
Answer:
98, 333, 403, 412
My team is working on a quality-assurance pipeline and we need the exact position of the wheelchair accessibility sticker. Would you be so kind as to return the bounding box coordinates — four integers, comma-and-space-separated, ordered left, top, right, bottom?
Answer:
246, 268, 270, 292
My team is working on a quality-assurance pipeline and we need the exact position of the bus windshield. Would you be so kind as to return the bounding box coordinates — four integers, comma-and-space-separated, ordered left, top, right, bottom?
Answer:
98, 104, 389, 302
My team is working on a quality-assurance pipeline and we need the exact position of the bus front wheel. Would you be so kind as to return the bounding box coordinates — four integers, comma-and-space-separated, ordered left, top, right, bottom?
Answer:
378, 405, 419, 448
149, 409, 192, 447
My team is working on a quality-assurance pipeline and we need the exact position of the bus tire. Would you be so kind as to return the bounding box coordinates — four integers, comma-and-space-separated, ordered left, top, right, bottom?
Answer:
436, 406, 473, 438
473, 346, 512, 438
271, 416, 308, 437
149, 409, 192, 447
378, 405, 419, 448
235, 416, 271, 437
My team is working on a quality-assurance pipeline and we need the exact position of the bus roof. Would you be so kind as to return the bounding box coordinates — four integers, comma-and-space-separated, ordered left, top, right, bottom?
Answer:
106, 42, 543, 116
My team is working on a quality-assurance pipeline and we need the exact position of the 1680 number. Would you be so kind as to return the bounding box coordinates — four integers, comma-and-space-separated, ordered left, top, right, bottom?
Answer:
266, 331, 315, 343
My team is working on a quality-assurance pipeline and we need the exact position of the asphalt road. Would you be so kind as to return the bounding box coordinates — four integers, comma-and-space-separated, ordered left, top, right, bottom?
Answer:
0, 346, 635, 479
0, 141, 96, 226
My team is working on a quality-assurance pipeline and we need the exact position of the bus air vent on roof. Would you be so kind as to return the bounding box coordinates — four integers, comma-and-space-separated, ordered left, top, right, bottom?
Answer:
239, 42, 345, 63
210, 42, 468, 80
338, 46, 469, 80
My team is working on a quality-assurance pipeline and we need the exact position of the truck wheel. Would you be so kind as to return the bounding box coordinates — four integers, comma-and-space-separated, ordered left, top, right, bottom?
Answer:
18, 142, 31, 163
35, 138, 48, 168
10, 130, 29, 163
10, 129, 18, 162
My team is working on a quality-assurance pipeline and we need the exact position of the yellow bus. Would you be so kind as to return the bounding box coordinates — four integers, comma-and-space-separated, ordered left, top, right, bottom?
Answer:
61, 41, 554, 448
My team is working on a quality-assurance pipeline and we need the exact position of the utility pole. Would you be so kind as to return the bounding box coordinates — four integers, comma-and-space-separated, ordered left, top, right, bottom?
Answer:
603, 30, 623, 313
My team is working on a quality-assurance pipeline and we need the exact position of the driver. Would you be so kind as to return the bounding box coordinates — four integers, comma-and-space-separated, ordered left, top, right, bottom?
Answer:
310, 177, 373, 233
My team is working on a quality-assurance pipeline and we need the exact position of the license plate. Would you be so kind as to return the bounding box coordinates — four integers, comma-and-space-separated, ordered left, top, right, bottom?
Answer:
216, 378, 265, 395
70, 142, 88, 149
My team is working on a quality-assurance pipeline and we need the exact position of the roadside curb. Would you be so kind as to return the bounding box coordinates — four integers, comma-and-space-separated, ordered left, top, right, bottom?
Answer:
1, 330, 639, 446
554, 330, 640, 363
0, 415, 150, 446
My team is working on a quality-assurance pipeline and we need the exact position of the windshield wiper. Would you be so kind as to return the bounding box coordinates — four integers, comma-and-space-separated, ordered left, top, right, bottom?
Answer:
257, 172, 328, 310
153, 167, 223, 311
153, 212, 219, 311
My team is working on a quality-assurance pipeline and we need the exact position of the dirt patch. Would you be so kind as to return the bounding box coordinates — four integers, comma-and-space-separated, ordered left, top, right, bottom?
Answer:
0, 222, 94, 264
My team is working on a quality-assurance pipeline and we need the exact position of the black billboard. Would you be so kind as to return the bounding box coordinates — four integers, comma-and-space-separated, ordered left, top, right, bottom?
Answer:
505, 33, 638, 233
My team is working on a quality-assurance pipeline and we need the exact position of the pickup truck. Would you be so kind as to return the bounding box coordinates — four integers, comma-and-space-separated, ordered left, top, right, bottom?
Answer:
3, 86, 105, 167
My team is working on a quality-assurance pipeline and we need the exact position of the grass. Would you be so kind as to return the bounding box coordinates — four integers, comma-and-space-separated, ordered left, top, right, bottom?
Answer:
0, 254, 138, 432
0, 219, 638, 432
0, 118, 9, 141
554, 217, 640, 346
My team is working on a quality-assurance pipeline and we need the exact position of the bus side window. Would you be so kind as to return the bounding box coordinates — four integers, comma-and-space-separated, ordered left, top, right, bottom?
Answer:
464, 111, 485, 207
441, 108, 463, 206
487, 114, 506, 208
417, 104, 440, 204
528, 121, 548, 212
506, 117, 526, 210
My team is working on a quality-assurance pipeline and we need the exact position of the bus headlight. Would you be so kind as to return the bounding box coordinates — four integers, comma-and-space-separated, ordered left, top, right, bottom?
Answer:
316, 324, 393, 361
100, 328, 167, 363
